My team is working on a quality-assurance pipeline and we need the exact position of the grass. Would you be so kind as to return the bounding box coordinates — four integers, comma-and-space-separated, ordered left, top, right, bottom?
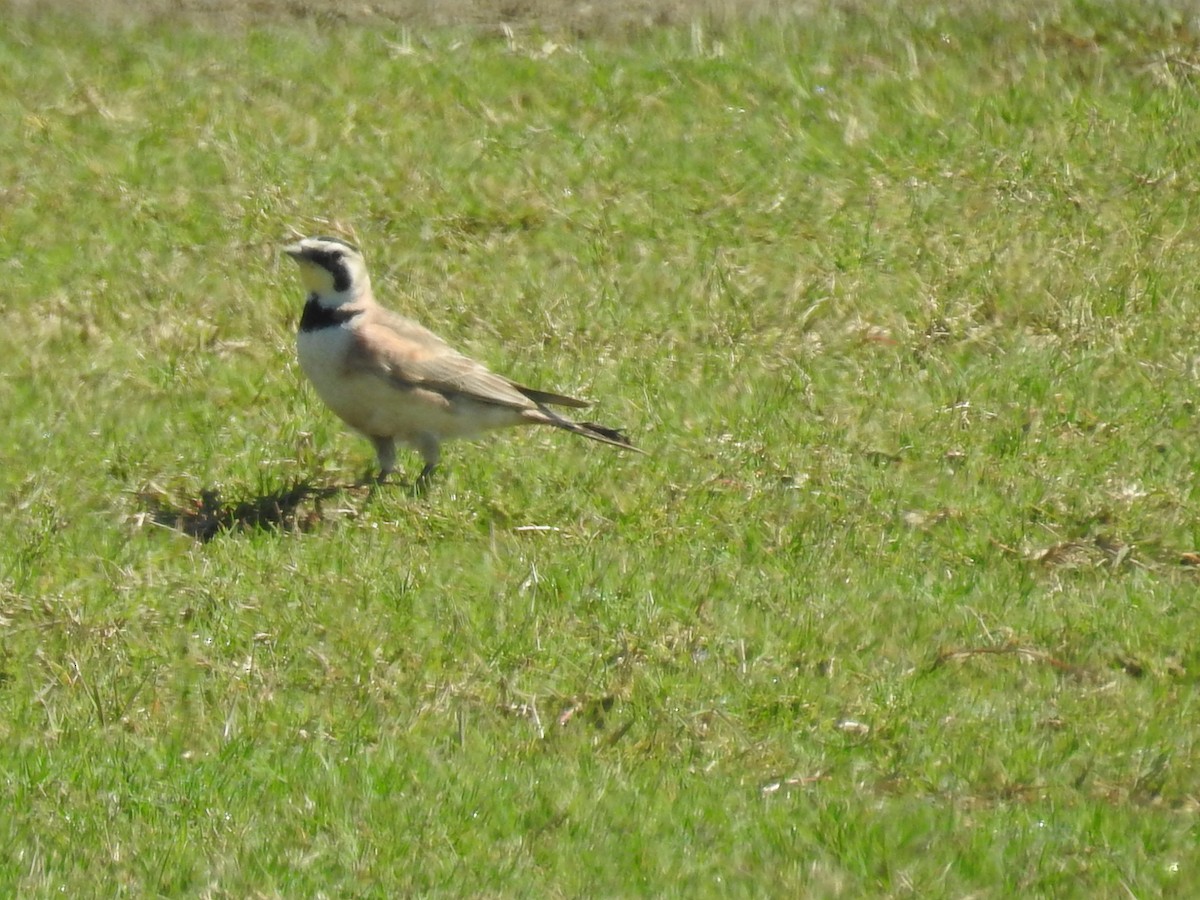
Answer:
3, 0, 1200, 894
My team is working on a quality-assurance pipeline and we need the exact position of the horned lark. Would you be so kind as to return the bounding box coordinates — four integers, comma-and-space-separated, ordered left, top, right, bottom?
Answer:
283, 235, 641, 483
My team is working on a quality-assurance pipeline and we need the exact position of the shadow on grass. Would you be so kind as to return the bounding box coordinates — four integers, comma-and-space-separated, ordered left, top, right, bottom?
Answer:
136, 479, 364, 542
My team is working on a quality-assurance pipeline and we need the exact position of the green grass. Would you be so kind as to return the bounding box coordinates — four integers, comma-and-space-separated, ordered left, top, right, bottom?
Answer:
4, 0, 1200, 894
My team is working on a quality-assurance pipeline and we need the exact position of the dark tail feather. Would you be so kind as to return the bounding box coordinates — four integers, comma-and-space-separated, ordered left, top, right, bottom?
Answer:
527, 404, 644, 453
563, 420, 645, 454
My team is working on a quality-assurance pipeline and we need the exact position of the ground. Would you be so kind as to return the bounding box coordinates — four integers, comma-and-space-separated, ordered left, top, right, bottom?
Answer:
3, 0, 1200, 895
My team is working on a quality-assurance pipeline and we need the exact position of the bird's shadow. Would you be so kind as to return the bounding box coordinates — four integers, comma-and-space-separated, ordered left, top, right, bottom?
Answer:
135, 477, 378, 542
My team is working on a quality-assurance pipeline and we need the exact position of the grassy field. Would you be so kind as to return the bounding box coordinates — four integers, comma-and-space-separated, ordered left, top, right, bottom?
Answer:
3, 0, 1200, 895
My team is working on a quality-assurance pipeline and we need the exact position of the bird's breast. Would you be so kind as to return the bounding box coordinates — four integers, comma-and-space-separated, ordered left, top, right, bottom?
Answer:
296, 324, 362, 412
297, 322, 351, 376
296, 324, 413, 437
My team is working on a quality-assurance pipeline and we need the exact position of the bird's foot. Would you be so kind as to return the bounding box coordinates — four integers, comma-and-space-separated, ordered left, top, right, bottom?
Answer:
411, 463, 437, 496
354, 467, 390, 489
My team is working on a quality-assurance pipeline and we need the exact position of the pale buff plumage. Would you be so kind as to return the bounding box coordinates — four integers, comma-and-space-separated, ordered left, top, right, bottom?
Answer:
283, 235, 640, 483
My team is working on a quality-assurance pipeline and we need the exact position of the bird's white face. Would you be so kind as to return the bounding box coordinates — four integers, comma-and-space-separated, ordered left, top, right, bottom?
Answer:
284, 236, 370, 303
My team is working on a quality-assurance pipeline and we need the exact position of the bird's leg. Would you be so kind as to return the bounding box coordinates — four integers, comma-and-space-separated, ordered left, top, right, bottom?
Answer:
413, 434, 441, 490
369, 436, 397, 484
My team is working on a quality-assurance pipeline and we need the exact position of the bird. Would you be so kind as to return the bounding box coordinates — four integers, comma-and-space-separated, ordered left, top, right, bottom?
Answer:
282, 235, 641, 485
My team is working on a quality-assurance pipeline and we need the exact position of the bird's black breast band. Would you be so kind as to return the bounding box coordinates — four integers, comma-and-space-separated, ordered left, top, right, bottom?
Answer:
299, 297, 358, 332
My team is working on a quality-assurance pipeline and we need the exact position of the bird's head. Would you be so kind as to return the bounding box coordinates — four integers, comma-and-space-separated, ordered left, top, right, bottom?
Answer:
283, 235, 370, 304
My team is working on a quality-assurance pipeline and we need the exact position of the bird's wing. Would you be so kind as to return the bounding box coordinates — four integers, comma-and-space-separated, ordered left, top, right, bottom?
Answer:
351, 313, 585, 411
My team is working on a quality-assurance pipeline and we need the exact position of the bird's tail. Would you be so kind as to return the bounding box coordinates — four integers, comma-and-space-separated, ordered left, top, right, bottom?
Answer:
525, 405, 645, 454
574, 420, 643, 452
552, 417, 645, 454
